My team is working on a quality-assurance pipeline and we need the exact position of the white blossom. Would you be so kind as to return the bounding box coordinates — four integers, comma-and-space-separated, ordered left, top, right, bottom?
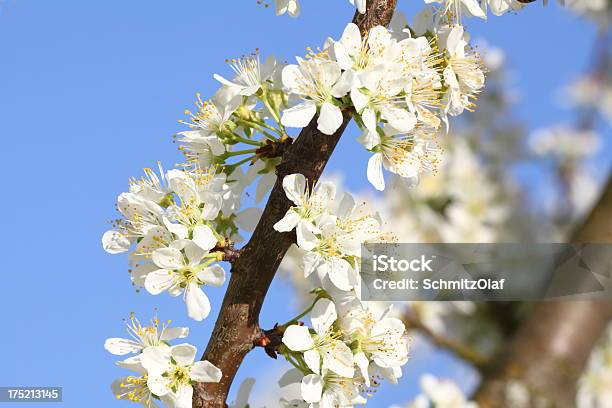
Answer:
361, 125, 440, 191
443, 25, 485, 116
112, 356, 159, 408
341, 305, 409, 386
281, 57, 350, 135
214, 54, 278, 97
351, 65, 417, 134
141, 344, 222, 408
282, 299, 355, 378
274, 173, 336, 247
145, 239, 225, 321
105, 314, 189, 356
299, 370, 367, 407
425, 0, 486, 21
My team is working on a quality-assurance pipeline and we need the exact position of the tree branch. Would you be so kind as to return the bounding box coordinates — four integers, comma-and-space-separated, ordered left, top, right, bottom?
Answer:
192, 3, 398, 406
474, 179, 612, 408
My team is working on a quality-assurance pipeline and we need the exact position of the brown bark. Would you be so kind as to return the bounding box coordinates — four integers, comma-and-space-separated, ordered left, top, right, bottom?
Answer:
474, 180, 612, 408
192, 3, 397, 406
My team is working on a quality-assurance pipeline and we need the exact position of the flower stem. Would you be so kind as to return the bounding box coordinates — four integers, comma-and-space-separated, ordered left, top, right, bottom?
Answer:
226, 155, 256, 170
261, 94, 282, 125
237, 119, 284, 139
232, 136, 264, 147
224, 148, 259, 158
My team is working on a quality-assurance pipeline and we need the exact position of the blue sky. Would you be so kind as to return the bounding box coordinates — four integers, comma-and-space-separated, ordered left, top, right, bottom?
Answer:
0, 1, 606, 407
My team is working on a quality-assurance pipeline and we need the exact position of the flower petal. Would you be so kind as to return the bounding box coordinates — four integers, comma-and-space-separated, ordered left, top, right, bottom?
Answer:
355, 0, 366, 13
317, 102, 344, 135
170, 343, 198, 366
163, 217, 189, 240
354, 351, 371, 386
340, 23, 362, 55
350, 88, 369, 113
102, 230, 130, 254
191, 360, 223, 383
185, 284, 211, 321
362, 108, 378, 134
282, 64, 304, 92
296, 221, 318, 251
318, 61, 342, 89
160, 326, 189, 341
104, 338, 142, 355
311, 298, 337, 336
274, 210, 301, 232
192, 225, 218, 251
303, 251, 322, 278
282, 173, 307, 206
327, 258, 355, 291
301, 374, 323, 403
282, 325, 315, 351
281, 101, 317, 128
381, 106, 416, 133
462, 0, 487, 19
367, 153, 385, 191
331, 70, 354, 98
198, 265, 226, 287
323, 340, 355, 378
162, 384, 193, 408
152, 247, 183, 270
304, 349, 322, 375
147, 374, 171, 397
141, 346, 171, 376
145, 269, 176, 295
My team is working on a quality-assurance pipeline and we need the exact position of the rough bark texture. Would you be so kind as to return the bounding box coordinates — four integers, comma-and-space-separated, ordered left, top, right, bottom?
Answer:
192, 3, 397, 406
474, 180, 612, 408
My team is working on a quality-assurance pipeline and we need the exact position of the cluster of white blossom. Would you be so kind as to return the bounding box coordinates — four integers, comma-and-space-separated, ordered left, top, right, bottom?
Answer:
104, 16, 488, 320
282, 19, 487, 190
160, 17, 487, 193
270, 173, 410, 406
277, 139, 509, 358
390, 374, 477, 408
278, 41, 512, 355
105, 314, 222, 408
102, 0, 496, 404
102, 164, 248, 321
